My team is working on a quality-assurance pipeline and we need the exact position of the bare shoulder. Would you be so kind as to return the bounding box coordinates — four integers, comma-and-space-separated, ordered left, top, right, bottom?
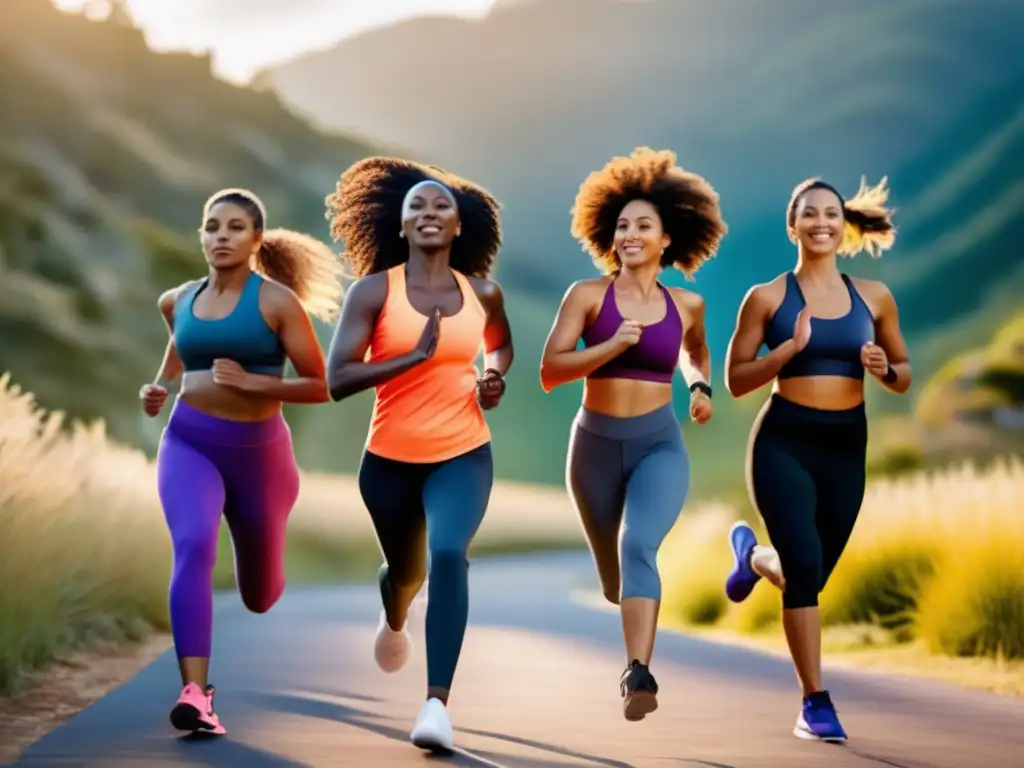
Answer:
344, 271, 389, 308
257, 276, 305, 316
466, 275, 505, 305
741, 274, 788, 316
563, 275, 612, 305
848, 276, 897, 322
667, 285, 705, 317
849, 276, 895, 314
158, 279, 201, 320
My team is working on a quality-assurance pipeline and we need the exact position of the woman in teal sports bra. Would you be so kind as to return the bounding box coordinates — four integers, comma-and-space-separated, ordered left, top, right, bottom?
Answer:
138, 188, 343, 737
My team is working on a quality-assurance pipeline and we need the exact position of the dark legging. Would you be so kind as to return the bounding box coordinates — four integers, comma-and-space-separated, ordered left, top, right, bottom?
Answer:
566, 404, 690, 604
358, 442, 493, 690
747, 393, 868, 610
157, 398, 300, 658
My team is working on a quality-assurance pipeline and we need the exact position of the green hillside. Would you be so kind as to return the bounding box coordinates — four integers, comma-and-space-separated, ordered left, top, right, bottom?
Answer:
0, 0, 380, 452
2, 0, 1020, 504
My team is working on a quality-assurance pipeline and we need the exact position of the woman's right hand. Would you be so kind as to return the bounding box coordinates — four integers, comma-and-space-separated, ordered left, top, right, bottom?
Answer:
611, 319, 643, 350
411, 308, 441, 364
792, 307, 812, 352
140, 383, 168, 417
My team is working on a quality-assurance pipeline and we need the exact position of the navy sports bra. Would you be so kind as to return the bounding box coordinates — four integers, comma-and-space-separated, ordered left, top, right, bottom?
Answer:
763, 272, 875, 380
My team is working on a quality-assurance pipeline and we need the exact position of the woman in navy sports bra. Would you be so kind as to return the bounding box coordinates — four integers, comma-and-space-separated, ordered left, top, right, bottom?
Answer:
540, 147, 727, 721
723, 177, 911, 743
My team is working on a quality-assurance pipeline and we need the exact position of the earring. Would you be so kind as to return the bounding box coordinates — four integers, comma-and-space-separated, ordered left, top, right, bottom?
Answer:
399, 230, 405, 238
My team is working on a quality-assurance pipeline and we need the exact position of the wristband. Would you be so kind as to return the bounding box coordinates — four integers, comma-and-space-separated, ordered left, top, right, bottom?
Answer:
689, 381, 712, 399
883, 364, 897, 384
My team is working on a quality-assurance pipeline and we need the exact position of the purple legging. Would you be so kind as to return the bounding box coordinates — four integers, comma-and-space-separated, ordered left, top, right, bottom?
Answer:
157, 398, 300, 658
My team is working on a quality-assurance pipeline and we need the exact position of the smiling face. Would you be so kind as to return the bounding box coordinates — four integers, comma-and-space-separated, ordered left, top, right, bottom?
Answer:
201, 201, 261, 270
612, 198, 670, 269
401, 180, 460, 253
791, 186, 844, 258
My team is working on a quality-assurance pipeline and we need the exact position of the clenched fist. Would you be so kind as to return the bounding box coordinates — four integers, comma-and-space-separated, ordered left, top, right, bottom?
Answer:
860, 342, 889, 379
612, 319, 643, 350
139, 383, 168, 417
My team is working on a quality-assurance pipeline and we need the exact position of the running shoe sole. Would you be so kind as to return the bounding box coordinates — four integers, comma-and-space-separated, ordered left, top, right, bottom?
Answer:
623, 690, 658, 721
793, 723, 847, 742
169, 703, 219, 733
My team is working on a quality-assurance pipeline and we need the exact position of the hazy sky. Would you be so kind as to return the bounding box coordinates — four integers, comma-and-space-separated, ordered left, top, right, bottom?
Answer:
51, 0, 503, 83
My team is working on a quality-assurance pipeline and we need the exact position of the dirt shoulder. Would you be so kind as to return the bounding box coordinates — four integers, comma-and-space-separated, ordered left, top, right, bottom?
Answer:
0, 634, 172, 765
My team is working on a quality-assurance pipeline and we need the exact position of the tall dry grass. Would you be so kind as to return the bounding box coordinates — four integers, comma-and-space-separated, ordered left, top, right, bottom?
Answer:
659, 456, 1024, 660
0, 374, 583, 695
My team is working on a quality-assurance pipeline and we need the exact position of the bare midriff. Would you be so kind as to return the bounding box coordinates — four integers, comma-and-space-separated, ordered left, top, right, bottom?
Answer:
582, 378, 674, 418
178, 372, 284, 422
773, 375, 865, 411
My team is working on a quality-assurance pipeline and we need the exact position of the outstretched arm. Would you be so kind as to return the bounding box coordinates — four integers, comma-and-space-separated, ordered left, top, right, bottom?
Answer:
325, 274, 427, 401
725, 286, 797, 398
539, 282, 624, 392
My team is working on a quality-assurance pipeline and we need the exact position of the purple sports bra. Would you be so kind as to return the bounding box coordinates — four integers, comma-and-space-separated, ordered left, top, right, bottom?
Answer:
580, 279, 683, 384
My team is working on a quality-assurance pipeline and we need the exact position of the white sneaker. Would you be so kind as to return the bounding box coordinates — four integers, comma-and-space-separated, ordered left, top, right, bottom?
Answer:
373, 610, 411, 673
410, 697, 453, 751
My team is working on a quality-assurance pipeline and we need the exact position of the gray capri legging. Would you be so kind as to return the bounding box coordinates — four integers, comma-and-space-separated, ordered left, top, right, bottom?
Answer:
566, 403, 690, 603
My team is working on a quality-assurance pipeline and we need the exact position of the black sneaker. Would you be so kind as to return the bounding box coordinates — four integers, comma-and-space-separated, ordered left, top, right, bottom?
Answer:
620, 659, 659, 721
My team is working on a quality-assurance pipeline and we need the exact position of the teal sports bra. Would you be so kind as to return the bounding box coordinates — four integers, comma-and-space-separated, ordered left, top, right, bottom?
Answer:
173, 271, 287, 377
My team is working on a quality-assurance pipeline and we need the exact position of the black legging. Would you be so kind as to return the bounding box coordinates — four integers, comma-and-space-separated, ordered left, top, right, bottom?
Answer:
357, 442, 493, 690
747, 393, 868, 609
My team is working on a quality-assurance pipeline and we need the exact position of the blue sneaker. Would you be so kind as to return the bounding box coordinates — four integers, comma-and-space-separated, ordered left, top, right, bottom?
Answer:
793, 690, 848, 742
725, 521, 761, 603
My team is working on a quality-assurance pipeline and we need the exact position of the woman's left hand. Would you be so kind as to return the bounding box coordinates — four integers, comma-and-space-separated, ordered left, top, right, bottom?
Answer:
476, 369, 506, 410
690, 391, 713, 424
212, 358, 253, 391
860, 342, 889, 379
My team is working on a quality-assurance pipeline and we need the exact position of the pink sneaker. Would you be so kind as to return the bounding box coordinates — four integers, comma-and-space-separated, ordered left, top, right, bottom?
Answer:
169, 682, 227, 735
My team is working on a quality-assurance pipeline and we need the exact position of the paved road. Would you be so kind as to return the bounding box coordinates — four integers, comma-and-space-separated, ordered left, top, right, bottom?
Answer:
14, 552, 1024, 768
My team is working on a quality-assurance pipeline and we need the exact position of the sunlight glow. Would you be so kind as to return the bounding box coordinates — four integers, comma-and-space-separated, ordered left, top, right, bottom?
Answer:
50, 0, 502, 83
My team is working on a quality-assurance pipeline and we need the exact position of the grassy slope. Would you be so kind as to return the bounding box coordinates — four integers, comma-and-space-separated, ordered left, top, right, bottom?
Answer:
0, 0, 380, 454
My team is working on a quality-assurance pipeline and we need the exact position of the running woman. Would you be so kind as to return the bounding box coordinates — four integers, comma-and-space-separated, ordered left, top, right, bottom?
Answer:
723, 176, 911, 743
323, 157, 513, 752
539, 147, 727, 722
139, 188, 343, 736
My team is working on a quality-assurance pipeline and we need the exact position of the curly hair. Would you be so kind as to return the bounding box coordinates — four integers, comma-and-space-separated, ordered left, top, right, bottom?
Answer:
203, 188, 344, 322
324, 156, 503, 279
569, 147, 728, 279
786, 177, 897, 258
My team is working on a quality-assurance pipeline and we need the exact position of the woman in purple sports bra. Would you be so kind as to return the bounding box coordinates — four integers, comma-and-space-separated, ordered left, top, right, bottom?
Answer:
539, 147, 728, 722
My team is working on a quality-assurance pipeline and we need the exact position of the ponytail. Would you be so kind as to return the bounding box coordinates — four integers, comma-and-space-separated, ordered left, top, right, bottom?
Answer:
786, 176, 897, 258
839, 176, 897, 257
253, 229, 345, 322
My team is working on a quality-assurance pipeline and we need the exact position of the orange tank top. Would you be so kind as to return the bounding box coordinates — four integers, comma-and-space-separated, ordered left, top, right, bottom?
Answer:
366, 265, 491, 463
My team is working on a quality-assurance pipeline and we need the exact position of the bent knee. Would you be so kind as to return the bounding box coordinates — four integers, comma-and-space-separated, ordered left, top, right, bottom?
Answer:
429, 547, 469, 575
241, 579, 285, 614
620, 539, 661, 600
778, 556, 822, 610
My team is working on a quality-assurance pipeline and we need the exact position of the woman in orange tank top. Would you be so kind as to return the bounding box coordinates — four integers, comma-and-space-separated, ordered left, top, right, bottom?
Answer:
324, 157, 513, 754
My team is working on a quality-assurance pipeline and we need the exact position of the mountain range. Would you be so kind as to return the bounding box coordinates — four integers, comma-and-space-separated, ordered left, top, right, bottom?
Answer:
262, 0, 1024, 492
